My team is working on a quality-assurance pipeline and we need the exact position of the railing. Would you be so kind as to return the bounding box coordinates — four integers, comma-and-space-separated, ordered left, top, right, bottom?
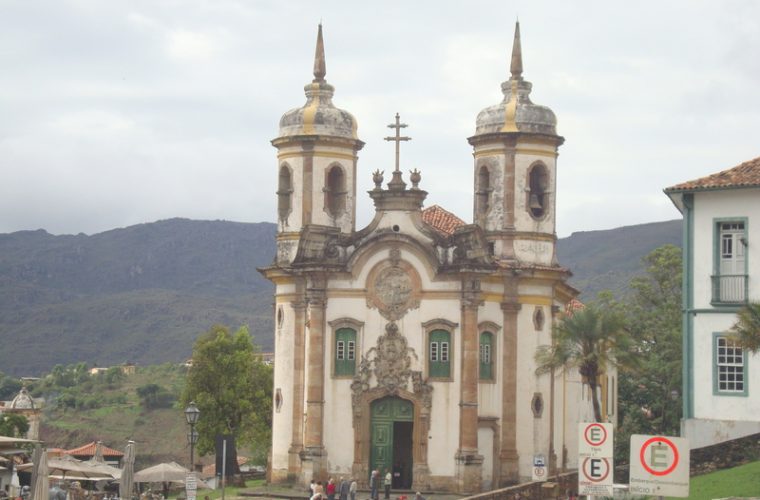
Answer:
711, 274, 748, 304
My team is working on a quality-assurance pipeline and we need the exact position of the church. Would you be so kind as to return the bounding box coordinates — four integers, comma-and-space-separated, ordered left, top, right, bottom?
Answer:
260, 23, 600, 493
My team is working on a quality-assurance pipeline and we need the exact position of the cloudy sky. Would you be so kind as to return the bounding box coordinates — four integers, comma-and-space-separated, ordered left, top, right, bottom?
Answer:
1, 0, 758, 237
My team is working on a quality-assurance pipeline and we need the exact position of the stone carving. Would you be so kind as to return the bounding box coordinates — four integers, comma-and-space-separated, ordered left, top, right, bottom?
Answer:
366, 250, 422, 321
409, 169, 421, 189
375, 268, 412, 314
372, 170, 385, 190
350, 322, 433, 413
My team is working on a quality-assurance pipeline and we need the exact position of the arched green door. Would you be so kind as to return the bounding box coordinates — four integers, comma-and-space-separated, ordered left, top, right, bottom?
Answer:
370, 397, 413, 488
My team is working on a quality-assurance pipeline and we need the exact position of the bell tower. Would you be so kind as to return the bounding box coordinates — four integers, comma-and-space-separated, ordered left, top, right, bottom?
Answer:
271, 24, 365, 265
468, 22, 564, 266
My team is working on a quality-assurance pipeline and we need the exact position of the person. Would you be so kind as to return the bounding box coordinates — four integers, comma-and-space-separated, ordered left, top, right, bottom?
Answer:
369, 470, 378, 500
326, 478, 336, 500
383, 469, 391, 500
414, 493, 426, 500
314, 481, 324, 497
338, 477, 349, 500
349, 478, 357, 500
309, 479, 316, 500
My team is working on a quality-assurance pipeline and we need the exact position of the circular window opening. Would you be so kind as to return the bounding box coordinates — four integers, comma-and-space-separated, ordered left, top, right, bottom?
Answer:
392, 225, 400, 232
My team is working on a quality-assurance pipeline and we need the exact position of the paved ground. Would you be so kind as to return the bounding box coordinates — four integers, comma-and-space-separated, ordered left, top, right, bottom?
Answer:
239, 485, 465, 500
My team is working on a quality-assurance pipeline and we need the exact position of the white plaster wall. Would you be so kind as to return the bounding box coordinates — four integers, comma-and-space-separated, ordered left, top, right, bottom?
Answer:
478, 427, 495, 490
691, 189, 760, 309
271, 298, 296, 471
690, 188, 760, 424
513, 153, 556, 236
682, 418, 760, 449
474, 153, 506, 233
311, 156, 355, 232
515, 305, 553, 479
691, 313, 760, 421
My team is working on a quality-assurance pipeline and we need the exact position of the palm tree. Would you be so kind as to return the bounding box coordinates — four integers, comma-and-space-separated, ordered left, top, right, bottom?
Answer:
535, 303, 633, 422
730, 302, 760, 354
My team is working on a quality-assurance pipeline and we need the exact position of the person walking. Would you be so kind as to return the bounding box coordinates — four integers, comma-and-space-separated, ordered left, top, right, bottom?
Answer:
349, 478, 357, 500
326, 478, 336, 500
369, 470, 379, 500
383, 469, 391, 500
338, 477, 349, 500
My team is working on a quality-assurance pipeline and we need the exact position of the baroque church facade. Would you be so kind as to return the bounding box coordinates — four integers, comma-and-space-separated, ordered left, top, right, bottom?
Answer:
260, 23, 597, 493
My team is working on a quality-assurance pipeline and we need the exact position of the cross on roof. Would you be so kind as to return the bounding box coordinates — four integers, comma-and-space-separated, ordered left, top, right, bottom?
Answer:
384, 113, 411, 173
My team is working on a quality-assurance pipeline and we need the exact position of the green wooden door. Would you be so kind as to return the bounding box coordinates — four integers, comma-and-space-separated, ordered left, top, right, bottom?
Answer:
370, 397, 413, 480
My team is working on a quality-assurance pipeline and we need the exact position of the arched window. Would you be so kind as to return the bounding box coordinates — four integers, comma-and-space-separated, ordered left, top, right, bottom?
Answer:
277, 165, 293, 222
479, 331, 494, 380
325, 165, 347, 217
335, 327, 357, 376
429, 329, 451, 378
476, 165, 491, 216
527, 163, 549, 219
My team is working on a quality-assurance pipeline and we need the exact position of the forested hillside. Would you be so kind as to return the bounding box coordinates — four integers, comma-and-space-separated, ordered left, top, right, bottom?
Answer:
0, 217, 681, 375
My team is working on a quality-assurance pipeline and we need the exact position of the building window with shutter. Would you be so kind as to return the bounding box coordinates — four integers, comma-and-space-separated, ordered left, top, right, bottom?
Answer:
479, 331, 494, 380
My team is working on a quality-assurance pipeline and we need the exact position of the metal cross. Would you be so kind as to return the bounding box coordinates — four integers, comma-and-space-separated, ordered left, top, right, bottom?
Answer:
384, 113, 411, 173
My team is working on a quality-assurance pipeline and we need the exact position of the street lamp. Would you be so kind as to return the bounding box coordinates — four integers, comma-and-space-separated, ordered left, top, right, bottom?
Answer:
184, 401, 200, 471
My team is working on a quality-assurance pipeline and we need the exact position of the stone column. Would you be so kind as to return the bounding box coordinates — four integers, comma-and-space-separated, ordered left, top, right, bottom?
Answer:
288, 301, 307, 480
302, 279, 327, 481
499, 299, 521, 485
456, 279, 483, 493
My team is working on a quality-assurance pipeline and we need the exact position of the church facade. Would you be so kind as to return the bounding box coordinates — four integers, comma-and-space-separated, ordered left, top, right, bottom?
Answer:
260, 23, 598, 493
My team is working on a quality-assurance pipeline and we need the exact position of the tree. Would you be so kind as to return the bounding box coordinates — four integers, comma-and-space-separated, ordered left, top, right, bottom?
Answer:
730, 302, 760, 353
535, 302, 633, 422
613, 244, 682, 462
136, 383, 174, 409
0, 371, 22, 400
181, 325, 273, 466
0, 413, 29, 437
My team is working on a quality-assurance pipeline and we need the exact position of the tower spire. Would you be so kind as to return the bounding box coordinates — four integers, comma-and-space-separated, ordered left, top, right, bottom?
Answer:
510, 20, 523, 80
313, 23, 326, 82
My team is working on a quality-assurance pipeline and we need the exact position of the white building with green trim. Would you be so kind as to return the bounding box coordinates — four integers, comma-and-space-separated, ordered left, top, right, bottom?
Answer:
665, 156, 760, 448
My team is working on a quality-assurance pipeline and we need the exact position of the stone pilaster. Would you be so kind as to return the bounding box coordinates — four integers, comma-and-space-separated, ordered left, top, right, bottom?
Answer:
457, 279, 482, 493
302, 280, 327, 481
288, 300, 307, 481
499, 299, 521, 485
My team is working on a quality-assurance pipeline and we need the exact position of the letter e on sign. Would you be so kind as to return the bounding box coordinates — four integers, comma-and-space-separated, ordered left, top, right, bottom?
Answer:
629, 434, 690, 498
578, 422, 613, 458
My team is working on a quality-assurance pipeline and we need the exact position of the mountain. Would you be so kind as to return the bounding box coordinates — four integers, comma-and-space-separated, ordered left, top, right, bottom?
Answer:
0, 219, 277, 376
556, 219, 682, 301
0, 217, 682, 376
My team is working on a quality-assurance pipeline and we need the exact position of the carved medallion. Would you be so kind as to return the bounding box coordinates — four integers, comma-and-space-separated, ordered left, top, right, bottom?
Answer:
366, 249, 421, 321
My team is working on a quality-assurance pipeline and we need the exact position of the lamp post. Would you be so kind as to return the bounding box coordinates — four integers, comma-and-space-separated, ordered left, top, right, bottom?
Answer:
184, 401, 200, 471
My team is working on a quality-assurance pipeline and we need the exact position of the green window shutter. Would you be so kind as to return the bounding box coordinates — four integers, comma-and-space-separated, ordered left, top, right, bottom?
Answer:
479, 332, 493, 380
335, 328, 357, 376
429, 330, 450, 378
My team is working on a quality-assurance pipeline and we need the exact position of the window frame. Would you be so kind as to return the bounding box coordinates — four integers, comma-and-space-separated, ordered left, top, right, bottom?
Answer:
478, 321, 500, 383
329, 318, 364, 379
423, 319, 458, 382
712, 332, 748, 397
711, 217, 749, 306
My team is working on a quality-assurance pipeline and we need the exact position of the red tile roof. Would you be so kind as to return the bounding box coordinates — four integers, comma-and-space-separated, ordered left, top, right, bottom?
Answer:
65, 442, 124, 457
421, 205, 466, 235
665, 156, 760, 192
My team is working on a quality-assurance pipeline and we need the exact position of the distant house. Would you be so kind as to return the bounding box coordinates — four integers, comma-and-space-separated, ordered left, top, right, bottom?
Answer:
665, 155, 760, 447
65, 441, 124, 467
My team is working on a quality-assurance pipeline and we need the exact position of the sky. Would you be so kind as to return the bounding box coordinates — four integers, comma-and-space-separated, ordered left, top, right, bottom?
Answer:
1, 1, 759, 238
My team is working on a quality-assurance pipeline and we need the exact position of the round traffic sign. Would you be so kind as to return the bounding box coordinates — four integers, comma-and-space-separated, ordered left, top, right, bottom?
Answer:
581, 457, 611, 482
583, 423, 608, 446
639, 436, 679, 476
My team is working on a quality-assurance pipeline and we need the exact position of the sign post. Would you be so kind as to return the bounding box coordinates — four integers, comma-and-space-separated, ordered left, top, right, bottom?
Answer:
185, 472, 197, 500
629, 434, 689, 497
532, 454, 547, 482
577, 423, 614, 497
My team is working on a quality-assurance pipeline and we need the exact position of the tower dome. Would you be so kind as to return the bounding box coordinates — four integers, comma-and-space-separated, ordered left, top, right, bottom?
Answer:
278, 24, 358, 139
474, 22, 557, 136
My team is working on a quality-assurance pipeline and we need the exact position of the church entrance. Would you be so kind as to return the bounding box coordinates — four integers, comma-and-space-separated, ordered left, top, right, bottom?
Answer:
370, 397, 413, 489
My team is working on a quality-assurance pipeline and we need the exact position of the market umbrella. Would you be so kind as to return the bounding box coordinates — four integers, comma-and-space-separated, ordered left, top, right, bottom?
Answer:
119, 441, 135, 500
18, 455, 115, 480
29, 445, 49, 500
133, 462, 210, 488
